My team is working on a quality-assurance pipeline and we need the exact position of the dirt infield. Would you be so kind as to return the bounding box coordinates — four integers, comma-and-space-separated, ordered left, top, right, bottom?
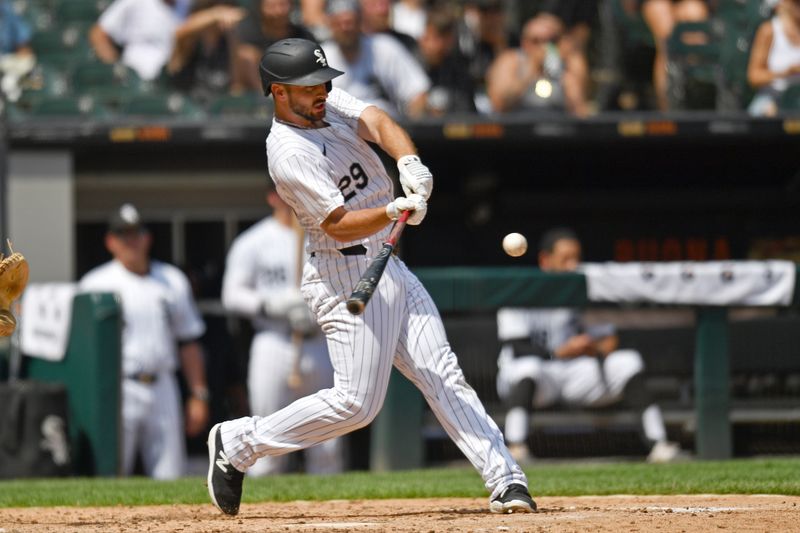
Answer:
1, 495, 799, 532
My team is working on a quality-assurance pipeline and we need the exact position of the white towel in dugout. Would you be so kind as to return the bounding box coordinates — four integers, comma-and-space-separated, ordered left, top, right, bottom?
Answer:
20, 283, 78, 361
582, 261, 796, 306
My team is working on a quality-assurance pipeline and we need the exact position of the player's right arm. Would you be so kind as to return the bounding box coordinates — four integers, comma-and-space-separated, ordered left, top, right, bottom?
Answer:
221, 235, 261, 316
320, 205, 392, 242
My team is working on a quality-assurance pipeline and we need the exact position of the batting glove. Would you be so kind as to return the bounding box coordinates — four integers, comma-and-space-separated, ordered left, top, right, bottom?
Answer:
287, 302, 317, 337
397, 155, 433, 201
262, 289, 306, 318
386, 194, 427, 226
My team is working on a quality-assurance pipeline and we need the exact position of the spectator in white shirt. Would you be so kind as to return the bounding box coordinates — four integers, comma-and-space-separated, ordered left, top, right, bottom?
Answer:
90, 0, 181, 81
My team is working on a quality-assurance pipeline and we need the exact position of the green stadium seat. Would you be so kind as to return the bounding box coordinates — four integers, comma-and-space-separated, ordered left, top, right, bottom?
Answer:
30, 24, 94, 68
26, 95, 111, 118
17, 62, 70, 98
610, 0, 655, 49
72, 61, 133, 88
12, 0, 55, 31
666, 21, 721, 110
70, 61, 166, 107
120, 93, 205, 119
778, 85, 800, 112
207, 93, 273, 119
54, 0, 105, 24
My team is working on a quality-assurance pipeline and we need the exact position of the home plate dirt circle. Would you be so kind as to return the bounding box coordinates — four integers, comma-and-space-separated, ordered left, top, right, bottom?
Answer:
0, 495, 798, 532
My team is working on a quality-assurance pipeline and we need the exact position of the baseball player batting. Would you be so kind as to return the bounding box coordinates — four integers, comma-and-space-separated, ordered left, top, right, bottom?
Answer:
207, 38, 535, 516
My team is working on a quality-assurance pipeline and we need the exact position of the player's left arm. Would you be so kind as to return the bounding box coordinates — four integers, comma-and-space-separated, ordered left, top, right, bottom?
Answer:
170, 266, 209, 436
554, 333, 619, 359
179, 340, 210, 437
357, 106, 433, 200
357, 105, 416, 158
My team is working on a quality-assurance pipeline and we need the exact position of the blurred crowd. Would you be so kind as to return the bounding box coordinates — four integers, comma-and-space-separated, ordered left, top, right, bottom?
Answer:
1, 0, 798, 119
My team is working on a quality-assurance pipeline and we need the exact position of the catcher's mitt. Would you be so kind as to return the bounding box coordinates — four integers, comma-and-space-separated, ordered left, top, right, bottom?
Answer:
0, 250, 29, 336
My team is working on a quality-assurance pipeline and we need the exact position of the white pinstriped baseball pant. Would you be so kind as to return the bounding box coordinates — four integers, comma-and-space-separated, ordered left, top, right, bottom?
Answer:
220, 253, 528, 499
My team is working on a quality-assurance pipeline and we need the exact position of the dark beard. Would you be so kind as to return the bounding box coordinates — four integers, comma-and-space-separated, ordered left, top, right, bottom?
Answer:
289, 97, 325, 123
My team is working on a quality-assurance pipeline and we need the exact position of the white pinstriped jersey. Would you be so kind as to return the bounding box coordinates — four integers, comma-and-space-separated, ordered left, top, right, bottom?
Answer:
221, 217, 301, 333
267, 88, 394, 254
79, 259, 205, 375
220, 87, 529, 501
497, 307, 580, 357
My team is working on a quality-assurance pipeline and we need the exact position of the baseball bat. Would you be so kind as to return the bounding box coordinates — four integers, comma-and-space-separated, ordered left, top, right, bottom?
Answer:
346, 210, 410, 315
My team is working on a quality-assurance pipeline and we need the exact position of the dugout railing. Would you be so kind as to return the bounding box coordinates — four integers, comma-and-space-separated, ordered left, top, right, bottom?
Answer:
371, 266, 800, 469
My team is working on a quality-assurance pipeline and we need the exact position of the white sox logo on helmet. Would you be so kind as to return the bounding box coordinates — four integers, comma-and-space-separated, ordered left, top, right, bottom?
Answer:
314, 49, 327, 67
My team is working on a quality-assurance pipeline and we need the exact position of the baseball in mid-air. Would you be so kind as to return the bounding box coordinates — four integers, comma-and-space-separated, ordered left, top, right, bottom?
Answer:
502, 232, 528, 257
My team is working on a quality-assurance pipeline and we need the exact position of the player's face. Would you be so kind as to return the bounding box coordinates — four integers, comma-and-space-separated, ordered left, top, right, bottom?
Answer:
540, 238, 581, 273
106, 228, 152, 265
285, 83, 328, 124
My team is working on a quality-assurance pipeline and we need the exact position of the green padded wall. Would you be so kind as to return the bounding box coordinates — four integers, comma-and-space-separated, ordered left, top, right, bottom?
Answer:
25, 293, 122, 476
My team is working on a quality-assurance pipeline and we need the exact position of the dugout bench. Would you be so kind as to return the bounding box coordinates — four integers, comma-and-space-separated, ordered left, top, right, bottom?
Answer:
371, 266, 800, 469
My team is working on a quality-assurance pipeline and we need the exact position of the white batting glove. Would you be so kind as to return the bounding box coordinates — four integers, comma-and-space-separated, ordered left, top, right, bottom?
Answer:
287, 302, 317, 336
386, 194, 427, 226
262, 289, 305, 318
397, 155, 433, 200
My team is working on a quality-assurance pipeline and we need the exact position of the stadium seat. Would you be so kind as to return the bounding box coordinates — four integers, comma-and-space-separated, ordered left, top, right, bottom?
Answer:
778, 85, 800, 112
30, 24, 94, 69
54, 0, 106, 24
17, 62, 70, 99
665, 21, 721, 110
610, 0, 655, 49
12, 0, 54, 31
120, 93, 205, 119
71, 61, 165, 108
603, 0, 658, 110
26, 95, 111, 118
207, 94, 274, 119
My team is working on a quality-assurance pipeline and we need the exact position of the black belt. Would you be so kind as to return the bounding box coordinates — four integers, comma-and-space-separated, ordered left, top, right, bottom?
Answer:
310, 244, 367, 257
126, 372, 158, 384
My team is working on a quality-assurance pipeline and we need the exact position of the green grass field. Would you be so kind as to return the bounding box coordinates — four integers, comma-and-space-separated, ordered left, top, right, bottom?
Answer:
0, 458, 798, 508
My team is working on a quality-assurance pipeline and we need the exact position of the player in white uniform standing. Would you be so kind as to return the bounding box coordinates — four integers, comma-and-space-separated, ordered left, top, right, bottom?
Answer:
221, 185, 343, 476
207, 38, 535, 516
496, 228, 681, 464
80, 203, 209, 479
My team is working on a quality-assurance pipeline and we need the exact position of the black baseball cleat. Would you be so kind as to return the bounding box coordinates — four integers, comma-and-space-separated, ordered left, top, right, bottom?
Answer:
489, 483, 537, 514
207, 423, 244, 515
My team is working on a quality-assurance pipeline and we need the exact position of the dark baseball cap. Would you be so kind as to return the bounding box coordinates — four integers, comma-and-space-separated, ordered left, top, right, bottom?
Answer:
108, 203, 146, 234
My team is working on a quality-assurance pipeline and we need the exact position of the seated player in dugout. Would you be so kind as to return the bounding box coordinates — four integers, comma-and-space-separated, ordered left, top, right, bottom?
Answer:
496, 227, 682, 464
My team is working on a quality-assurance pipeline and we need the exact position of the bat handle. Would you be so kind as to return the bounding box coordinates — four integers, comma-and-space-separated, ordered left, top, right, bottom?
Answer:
387, 210, 411, 247
346, 299, 366, 315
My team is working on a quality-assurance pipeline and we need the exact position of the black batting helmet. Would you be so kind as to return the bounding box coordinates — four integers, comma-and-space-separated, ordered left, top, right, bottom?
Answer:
259, 38, 344, 97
